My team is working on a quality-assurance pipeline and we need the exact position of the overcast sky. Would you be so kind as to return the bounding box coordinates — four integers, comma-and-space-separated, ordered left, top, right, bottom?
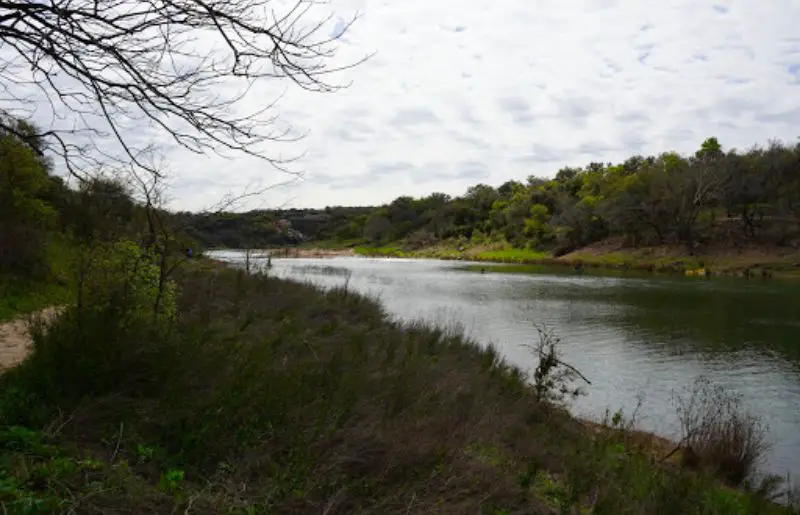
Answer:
166, 0, 800, 211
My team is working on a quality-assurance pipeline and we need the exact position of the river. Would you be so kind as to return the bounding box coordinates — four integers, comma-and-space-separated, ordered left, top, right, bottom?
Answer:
210, 251, 800, 481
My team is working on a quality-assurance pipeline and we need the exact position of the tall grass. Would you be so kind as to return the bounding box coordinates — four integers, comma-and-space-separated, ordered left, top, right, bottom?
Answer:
473, 248, 550, 262
0, 263, 795, 514
673, 376, 771, 486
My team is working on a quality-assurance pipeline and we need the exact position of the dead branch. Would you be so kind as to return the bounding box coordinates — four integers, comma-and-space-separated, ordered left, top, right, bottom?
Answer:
0, 0, 367, 178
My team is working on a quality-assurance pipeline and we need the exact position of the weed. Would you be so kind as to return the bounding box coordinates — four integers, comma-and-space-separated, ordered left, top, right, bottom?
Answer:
524, 325, 590, 405
158, 468, 185, 493
672, 376, 770, 486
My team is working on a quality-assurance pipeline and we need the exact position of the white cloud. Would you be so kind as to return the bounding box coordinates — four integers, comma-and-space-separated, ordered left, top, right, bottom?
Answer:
156, 0, 800, 209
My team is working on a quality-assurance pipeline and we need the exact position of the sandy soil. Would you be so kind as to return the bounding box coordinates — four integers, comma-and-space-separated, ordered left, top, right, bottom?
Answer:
0, 307, 60, 371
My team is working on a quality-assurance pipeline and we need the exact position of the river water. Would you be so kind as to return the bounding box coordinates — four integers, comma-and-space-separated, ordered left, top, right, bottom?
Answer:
210, 251, 800, 480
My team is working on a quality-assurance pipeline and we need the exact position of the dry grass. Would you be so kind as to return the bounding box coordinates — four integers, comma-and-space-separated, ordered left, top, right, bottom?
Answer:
673, 376, 771, 486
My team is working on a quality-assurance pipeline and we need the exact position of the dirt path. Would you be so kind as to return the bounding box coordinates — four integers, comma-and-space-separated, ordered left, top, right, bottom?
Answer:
0, 307, 60, 371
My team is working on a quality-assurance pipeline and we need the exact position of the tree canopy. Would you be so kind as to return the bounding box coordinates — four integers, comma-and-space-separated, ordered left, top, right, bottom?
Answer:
183, 138, 800, 255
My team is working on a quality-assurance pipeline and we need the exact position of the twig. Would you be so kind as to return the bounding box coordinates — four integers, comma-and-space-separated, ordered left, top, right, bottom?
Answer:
521, 339, 592, 386
659, 435, 690, 464
405, 492, 417, 515
183, 494, 198, 514
303, 338, 320, 361
660, 444, 682, 463
67, 488, 112, 515
47, 393, 123, 436
110, 422, 124, 464
555, 357, 592, 385
321, 486, 347, 515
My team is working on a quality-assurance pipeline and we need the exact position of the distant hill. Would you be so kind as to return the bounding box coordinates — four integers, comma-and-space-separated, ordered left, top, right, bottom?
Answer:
176, 206, 374, 249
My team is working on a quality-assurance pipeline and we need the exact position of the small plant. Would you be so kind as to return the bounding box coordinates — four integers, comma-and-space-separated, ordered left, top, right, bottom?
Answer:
158, 468, 185, 494
135, 443, 155, 463
524, 325, 590, 405
671, 376, 769, 486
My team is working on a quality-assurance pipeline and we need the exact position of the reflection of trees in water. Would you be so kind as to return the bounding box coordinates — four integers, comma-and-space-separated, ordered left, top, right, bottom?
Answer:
560, 279, 800, 362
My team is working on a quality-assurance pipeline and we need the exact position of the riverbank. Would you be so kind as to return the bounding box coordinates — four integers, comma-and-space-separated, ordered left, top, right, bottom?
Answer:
293, 238, 800, 279
2, 261, 795, 513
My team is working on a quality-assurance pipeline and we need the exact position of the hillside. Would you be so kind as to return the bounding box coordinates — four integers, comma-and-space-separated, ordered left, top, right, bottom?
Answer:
183, 138, 800, 277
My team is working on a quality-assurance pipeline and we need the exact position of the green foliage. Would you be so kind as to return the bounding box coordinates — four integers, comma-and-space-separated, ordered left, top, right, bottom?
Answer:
68, 177, 141, 243
192, 138, 800, 265
4, 242, 180, 407
0, 137, 55, 225
0, 132, 57, 279
158, 468, 185, 494
79, 239, 177, 326
473, 248, 549, 262
523, 203, 552, 244
0, 281, 70, 323
0, 118, 172, 323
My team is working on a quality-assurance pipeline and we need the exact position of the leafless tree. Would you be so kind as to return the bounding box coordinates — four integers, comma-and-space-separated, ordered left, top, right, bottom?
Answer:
0, 0, 364, 179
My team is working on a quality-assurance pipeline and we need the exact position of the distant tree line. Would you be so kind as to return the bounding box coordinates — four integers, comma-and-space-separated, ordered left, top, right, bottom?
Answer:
174, 207, 374, 249
181, 137, 800, 255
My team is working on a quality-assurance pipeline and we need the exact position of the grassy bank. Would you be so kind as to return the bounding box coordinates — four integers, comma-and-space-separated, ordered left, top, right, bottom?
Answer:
313, 238, 800, 279
0, 236, 77, 322
1, 261, 796, 513
0, 280, 70, 323
559, 239, 800, 279
351, 243, 550, 264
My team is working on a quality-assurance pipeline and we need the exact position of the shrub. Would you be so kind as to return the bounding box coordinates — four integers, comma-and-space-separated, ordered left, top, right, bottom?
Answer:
525, 326, 590, 405
406, 228, 438, 250
673, 376, 770, 486
8, 239, 180, 405
77, 239, 177, 326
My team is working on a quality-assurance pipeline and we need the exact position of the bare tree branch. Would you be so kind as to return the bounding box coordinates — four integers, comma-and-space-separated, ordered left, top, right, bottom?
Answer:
0, 0, 367, 179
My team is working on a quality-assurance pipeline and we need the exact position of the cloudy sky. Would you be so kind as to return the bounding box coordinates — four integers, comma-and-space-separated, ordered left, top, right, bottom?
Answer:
166, 0, 800, 210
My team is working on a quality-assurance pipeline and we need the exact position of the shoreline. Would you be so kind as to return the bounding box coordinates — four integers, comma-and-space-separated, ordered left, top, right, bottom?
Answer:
218, 253, 687, 460
257, 244, 800, 280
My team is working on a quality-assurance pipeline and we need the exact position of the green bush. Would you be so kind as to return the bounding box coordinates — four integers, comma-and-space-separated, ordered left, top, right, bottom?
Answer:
4, 239, 179, 408
78, 239, 177, 326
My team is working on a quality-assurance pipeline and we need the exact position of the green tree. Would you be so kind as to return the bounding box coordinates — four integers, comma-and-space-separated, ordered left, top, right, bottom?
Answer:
524, 203, 552, 244
0, 130, 57, 278
363, 211, 392, 244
